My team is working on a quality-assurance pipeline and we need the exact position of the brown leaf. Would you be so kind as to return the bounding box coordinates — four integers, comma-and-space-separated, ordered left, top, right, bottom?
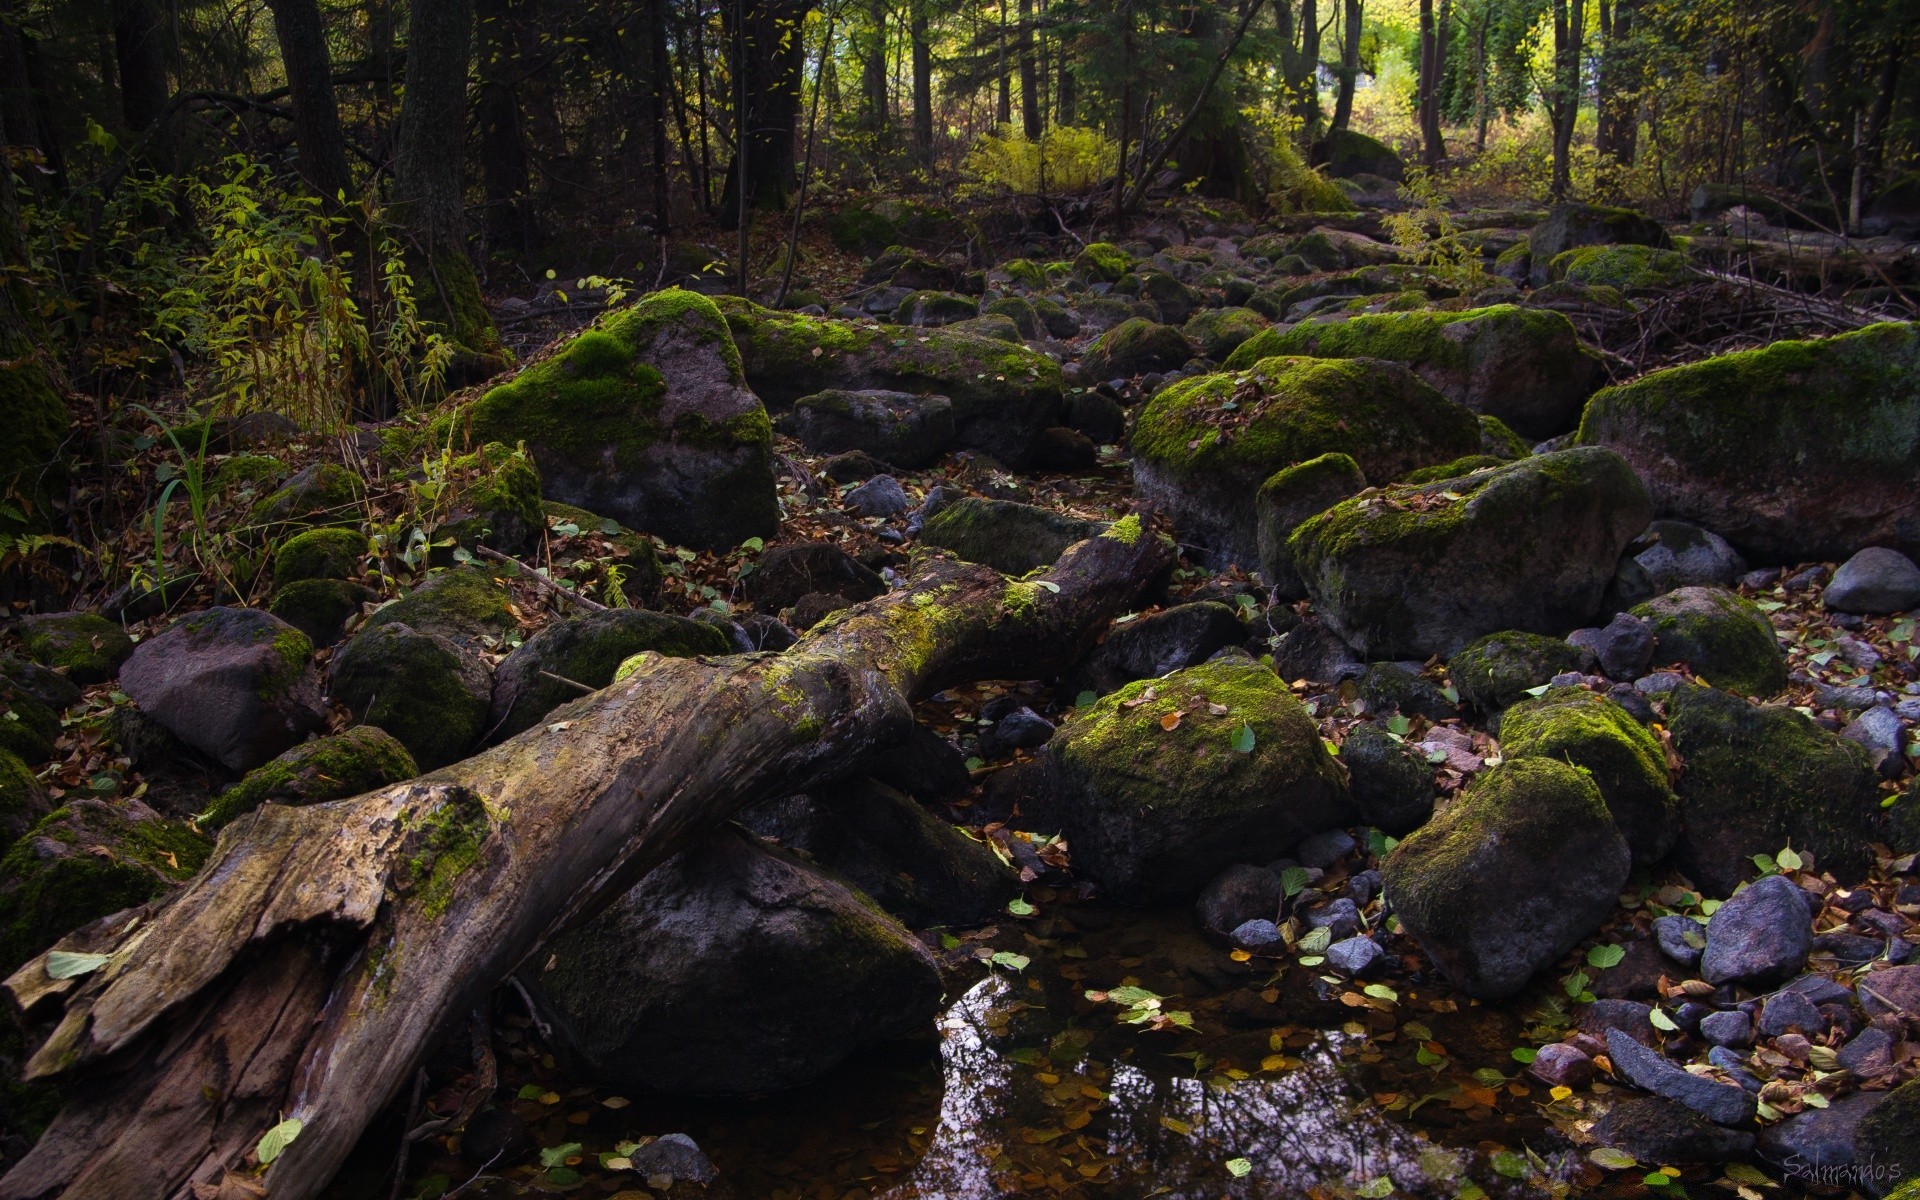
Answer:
1159, 711, 1183, 731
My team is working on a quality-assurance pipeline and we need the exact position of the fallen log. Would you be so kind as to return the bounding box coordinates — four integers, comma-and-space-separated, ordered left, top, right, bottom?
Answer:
1, 516, 1174, 1200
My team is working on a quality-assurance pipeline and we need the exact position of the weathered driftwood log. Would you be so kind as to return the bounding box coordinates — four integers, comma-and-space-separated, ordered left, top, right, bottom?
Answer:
2, 517, 1173, 1200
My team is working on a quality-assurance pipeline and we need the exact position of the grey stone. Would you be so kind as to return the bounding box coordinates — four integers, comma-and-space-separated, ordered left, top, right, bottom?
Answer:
1757, 1093, 1883, 1177
1196, 864, 1281, 939
1605, 1028, 1757, 1127
1837, 1026, 1896, 1077
1231, 918, 1287, 953
1567, 613, 1655, 680
1757, 989, 1823, 1038
1326, 935, 1385, 977
845, 474, 912, 518
1631, 520, 1748, 594
1305, 897, 1363, 941
628, 1133, 719, 1185
1593, 1096, 1756, 1165
1699, 1010, 1751, 1047
1654, 913, 1706, 969
1842, 706, 1909, 779
1825, 547, 1920, 615
1527, 1042, 1594, 1088
1702, 875, 1813, 987
1295, 829, 1357, 870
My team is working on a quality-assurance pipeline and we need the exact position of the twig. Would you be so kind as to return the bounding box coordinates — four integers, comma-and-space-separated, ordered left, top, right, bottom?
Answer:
538, 670, 598, 694
388, 1068, 429, 1200
473, 545, 607, 611
508, 976, 554, 1041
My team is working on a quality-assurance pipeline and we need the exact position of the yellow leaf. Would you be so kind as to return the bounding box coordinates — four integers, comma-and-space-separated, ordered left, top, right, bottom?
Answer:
1159, 711, 1183, 731
1550, 1085, 1573, 1101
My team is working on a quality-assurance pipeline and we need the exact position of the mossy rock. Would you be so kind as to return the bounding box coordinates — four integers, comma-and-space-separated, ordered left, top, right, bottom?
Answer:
1073, 242, 1134, 284
943, 314, 1024, 344
715, 297, 1063, 467
541, 502, 664, 604
1289, 448, 1652, 658
992, 260, 1049, 293
0, 654, 80, 713
1400, 454, 1510, 485
1182, 307, 1270, 361
201, 725, 418, 831
432, 441, 544, 559
1666, 683, 1883, 895
249, 462, 366, 537
363, 567, 516, 651
1050, 658, 1352, 904
0, 350, 66, 540
776, 389, 956, 470
892, 290, 979, 327
1383, 758, 1630, 1000
273, 526, 366, 584
268, 577, 376, 647
1577, 322, 1920, 562
16, 611, 134, 685
1134, 356, 1481, 568
1853, 1079, 1920, 1192
490, 609, 730, 740
918, 498, 1105, 576
212, 454, 289, 494
459, 288, 777, 551
983, 296, 1041, 340
1081, 318, 1196, 379
1548, 244, 1699, 292
826, 206, 897, 255
1497, 686, 1679, 864
0, 678, 60, 765
0, 797, 208, 976
1341, 721, 1436, 835
1492, 242, 1532, 284
1138, 271, 1199, 324
0, 748, 49, 849
1029, 295, 1079, 339
1479, 414, 1530, 460
1225, 305, 1601, 441
1311, 128, 1406, 182
1446, 630, 1584, 715
1527, 202, 1669, 286
330, 622, 492, 771
1631, 586, 1787, 697
1255, 452, 1368, 599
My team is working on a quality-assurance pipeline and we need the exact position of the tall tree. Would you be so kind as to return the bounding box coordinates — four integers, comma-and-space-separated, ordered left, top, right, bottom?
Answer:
474, 0, 531, 254
265, 0, 354, 207
719, 0, 816, 221
1592, 0, 1638, 167
911, 0, 934, 158
1018, 0, 1041, 139
1330, 0, 1360, 131
1417, 0, 1444, 167
1547, 0, 1584, 199
111, 0, 172, 166
861, 0, 889, 140
392, 0, 507, 380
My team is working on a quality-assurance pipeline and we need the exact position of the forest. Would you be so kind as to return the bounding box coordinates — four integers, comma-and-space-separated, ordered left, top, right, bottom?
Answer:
1, 0, 1920, 1196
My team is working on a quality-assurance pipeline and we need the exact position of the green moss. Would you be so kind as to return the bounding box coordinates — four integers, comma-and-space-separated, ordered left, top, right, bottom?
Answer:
827, 206, 898, 255
1479, 414, 1530, 459
996, 259, 1048, 291
1074, 242, 1134, 283
494, 609, 730, 738
1401, 455, 1507, 485
983, 296, 1041, 339
1083, 318, 1194, 378
19, 612, 134, 685
1497, 686, 1678, 863
1223, 304, 1581, 374
395, 785, 492, 919
0, 680, 59, 764
1103, 513, 1143, 545
250, 463, 366, 534
268, 578, 374, 646
1631, 587, 1787, 697
274, 526, 366, 583
332, 623, 489, 771
0, 748, 48, 846
1446, 630, 1584, 714
202, 726, 418, 830
893, 290, 979, 326
1181, 308, 1270, 360
212, 455, 288, 493
1853, 1079, 1920, 1190
363, 567, 515, 645
0, 357, 68, 538
919, 498, 1104, 575
1548, 243, 1697, 291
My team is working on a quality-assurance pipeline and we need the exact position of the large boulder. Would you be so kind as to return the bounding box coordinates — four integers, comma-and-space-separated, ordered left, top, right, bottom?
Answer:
461, 288, 778, 550
1182, 308, 1269, 361
1255, 452, 1368, 598
1631, 586, 1788, 697
1576, 322, 1920, 562
1062, 601, 1248, 698
775, 389, 956, 468
331, 623, 492, 771
717, 298, 1063, 467
1310, 129, 1406, 182
1497, 687, 1679, 865
1080, 318, 1195, 379
0, 676, 58, 764
249, 462, 364, 539
200, 726, 417, 831
119, 607, 325, 773
488, 609, 728, 740
1049, 658, 1352, 904
0, 749, 49, 849
1548, 244, 1700, 292
428, 441, 545, 559
1289, 448, 1652, 658
0, 798, 208, 975
1666, 683, 1884, 895
918, 497, 1104, 575
1226, 306, 1602, 441
744, 541, 887, 613
272, 526, 366, 584
1527, 202, 1669, 286
1853, 1079, 1920, 1197
360, 568, 516, 650
1133, 356, 1481, 568
1446, 630, 1585, 715
1383, 758, 1631, 1000
524, 827, 943, 1097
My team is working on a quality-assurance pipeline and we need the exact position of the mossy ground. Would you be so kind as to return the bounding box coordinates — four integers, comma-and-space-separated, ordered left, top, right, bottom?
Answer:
273, 526, 367, 583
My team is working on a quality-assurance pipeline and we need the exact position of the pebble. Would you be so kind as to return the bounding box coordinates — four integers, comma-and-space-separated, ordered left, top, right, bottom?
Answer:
1841, 705, 1908, 778
1836, 1026, 1895, 1077
1701, 875, 1813, 988
1304, 897, 1362, 941
1823, 546, 1920, 614
629, 1133, 720, 1185
1325, 935, 1385, 977
1699, 1010, 1751, 1047
1194, 864, 1281, 940
1605, 1028, 1757, 1126
1706, 1046, 1764, 1092
1606, 683, 1657, 723
1756, 989, 1821, 1037
1230, 918, 1286, 954
1634, 671, 1688, 694
1295, 829, 1356, 870
1785, 974, 1855, 1007
1757, 1093, 1882, 1174
1526, 1042, 1594, 1088
1346, 868, 1382, 906
981, 706, 1055, 757
1567, 612, 1655, 680
1654, 913, 1705, 969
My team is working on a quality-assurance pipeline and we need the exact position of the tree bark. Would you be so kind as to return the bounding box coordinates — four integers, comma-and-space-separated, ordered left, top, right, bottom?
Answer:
1330, 0, 1359, 131
1018, 0, 1041, 139
1417, 0, 1443, 168
0, 0, 65, 194
265, 0, 354, 207
719, 0, 815, 223
1549, 0, 1584, 200
911, 0, 933, 160
1593, 0, 1637, 167
0, 525, 1175, 1200
862, 0, 889, 140
474, 0, 530, 254
1298, 0, 1320, 134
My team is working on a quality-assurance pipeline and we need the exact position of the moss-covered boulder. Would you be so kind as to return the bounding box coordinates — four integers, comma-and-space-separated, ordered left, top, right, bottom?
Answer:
461, 288, 777, 551
1548, 244, 1699, 292
1631, 586, 1787, 697
1383, 758, 1631, 1000
826, 205, 898, 255
273, 526, 366, 584
1181, 307, 1269, 360
0, 354, 68, 541
991, 259, 1049, 293
1137, 271, 1200, 324
526, 826, 942, 1096
919, 497, 1105, 575
0, 677, 60, 764
717, 298, 1063, 467
1446, 630, 1586, 715
775, 389, 956, 468
1341, 721, 1436, 835
1311, 128, 1406, 182
489, 608, 729, 740
1401, 454, 1512, 485
431, 441, 544, 558
1497, 687, 1679, 864
330, 621, 492, 771
0, 749, 49, 849
0, 797, 208, 975
268, 577, 376, 646
1255, 452, 1368, 598
892, 290, 979, 327
15, 611, 133, 685
0, 654, 80, 714
201, 726, 417, 831
1079, 318, 1196, 380
1073, 242, 1134, 283
1577, 322, 1920, 562
1853, 1079, 1920, 1195
1480, 414, 1531, 460
1667, 683, 1883, 894
983, 296, 1041, 340
1225, 306, 1601, 440
1527, 202, 1669, 286
249, 462, 365, 537
1290, 448, 1652, 658
118, 607, 325, 773
1134, 356, 1481, 567
1049, 658, 1352, 904
944, 313, 1023, 343
363, 567, 516, 652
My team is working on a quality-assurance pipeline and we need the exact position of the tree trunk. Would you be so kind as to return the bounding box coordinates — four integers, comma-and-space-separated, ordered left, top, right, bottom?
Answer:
474, 0, 531, 255
0, 0, 66, 194
0, 526, 1175, 1200
1298, 0, 1320, 134
1417, 0, 1442, 168
266, 0, 355, 207
1593, 0, 1637, 167
862, 0, 888, 141
1018, 0, 1041, 139
719, 0, 814, 224
911, 0, 933, 160
392, 0, 507, 380
112, 0, 172, 167
1330, 0, 1359, 131
1549, 0, 1583, 200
